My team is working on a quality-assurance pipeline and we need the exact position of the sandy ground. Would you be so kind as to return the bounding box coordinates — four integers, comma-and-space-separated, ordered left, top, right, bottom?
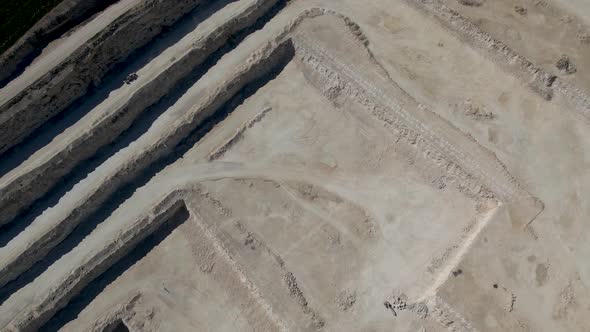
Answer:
0, 0, 589, 331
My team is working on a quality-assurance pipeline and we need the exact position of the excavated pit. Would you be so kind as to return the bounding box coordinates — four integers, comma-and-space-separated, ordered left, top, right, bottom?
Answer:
0, 0, 285, 235
0, 0, 122, 88
1, 0, 590, 331
0, 0, 210, 155
41, 201, 189, 332
0, 36, 294, 303
101, 320, 130, 332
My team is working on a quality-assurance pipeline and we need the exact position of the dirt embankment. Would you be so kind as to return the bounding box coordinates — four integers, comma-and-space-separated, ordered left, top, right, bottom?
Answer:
0, 0, 121, 87
6, 193, 189, 332
0, 36, 294, 294
0, 0, 281, 229
404, 0, 590, 120
0, 36, 295, 327
0, 0, 208, 156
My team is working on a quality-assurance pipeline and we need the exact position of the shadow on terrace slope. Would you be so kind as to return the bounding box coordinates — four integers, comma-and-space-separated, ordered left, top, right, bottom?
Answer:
0, 0, 237, 178
41, 203, 190, 332
0, 32, 293, 308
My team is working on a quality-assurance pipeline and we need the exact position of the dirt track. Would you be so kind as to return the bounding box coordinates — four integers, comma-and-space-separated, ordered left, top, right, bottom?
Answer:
0, 0, 589, 331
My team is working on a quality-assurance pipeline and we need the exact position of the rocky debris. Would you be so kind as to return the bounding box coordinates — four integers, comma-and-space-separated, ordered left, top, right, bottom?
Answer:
509, 293, 517, 312
462, 99, 495, 120
0, 0, 281, 229
458, 0, 484, 7
101, 319, 131, 332
234, 220, 324, 328
244, 233, 256, 250
0, 0, 120, 86
559, 15, 573, 24
124, 73, 138, 85
384, 301, 400, 316
384, 292, 429, 318
336, 290, 357, 311
556, 55, 577, 75
1, 2, 581, 330
408, 0, 590, 114
384, 293, 408, 317
0, 31, 294, 299
535, 263, 549, 287
300, 38, 521, 203
532, 73, 556, 101
545, 74, 557, 87
343, 17, 369, 46
514, 5, 527, 15
285, 272, 305, 305
209, 107, 271, 161
284, 271, 325, 329
411, 302, 430, 319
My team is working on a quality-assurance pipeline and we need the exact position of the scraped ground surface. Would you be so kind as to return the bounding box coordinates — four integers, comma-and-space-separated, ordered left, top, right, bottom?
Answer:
0, 0, 589, 331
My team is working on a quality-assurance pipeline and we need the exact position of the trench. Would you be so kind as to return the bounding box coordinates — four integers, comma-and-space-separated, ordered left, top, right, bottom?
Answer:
0, 36, 293, 307
0, 0, 211, 156
40, 201, 190, 332
102, 319, 130, 332
0, 0, 122, 89
0, 0, 239, 179
0, 0, 285, 242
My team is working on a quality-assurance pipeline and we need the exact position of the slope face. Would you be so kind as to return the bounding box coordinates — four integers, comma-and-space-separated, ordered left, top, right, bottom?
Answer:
0, 0, 589, 331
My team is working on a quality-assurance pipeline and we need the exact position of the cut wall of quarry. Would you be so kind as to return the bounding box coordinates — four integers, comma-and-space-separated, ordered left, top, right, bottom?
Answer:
0, 0, 590, 331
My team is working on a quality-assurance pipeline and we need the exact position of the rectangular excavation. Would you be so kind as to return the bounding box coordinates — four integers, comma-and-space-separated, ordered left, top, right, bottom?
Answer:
0, 0, 283, 229
0, 0, 207, 155
1, 11, 536, 331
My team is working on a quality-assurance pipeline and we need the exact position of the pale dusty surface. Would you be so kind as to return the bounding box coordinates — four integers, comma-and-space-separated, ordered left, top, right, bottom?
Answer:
0, 0, 589, 331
